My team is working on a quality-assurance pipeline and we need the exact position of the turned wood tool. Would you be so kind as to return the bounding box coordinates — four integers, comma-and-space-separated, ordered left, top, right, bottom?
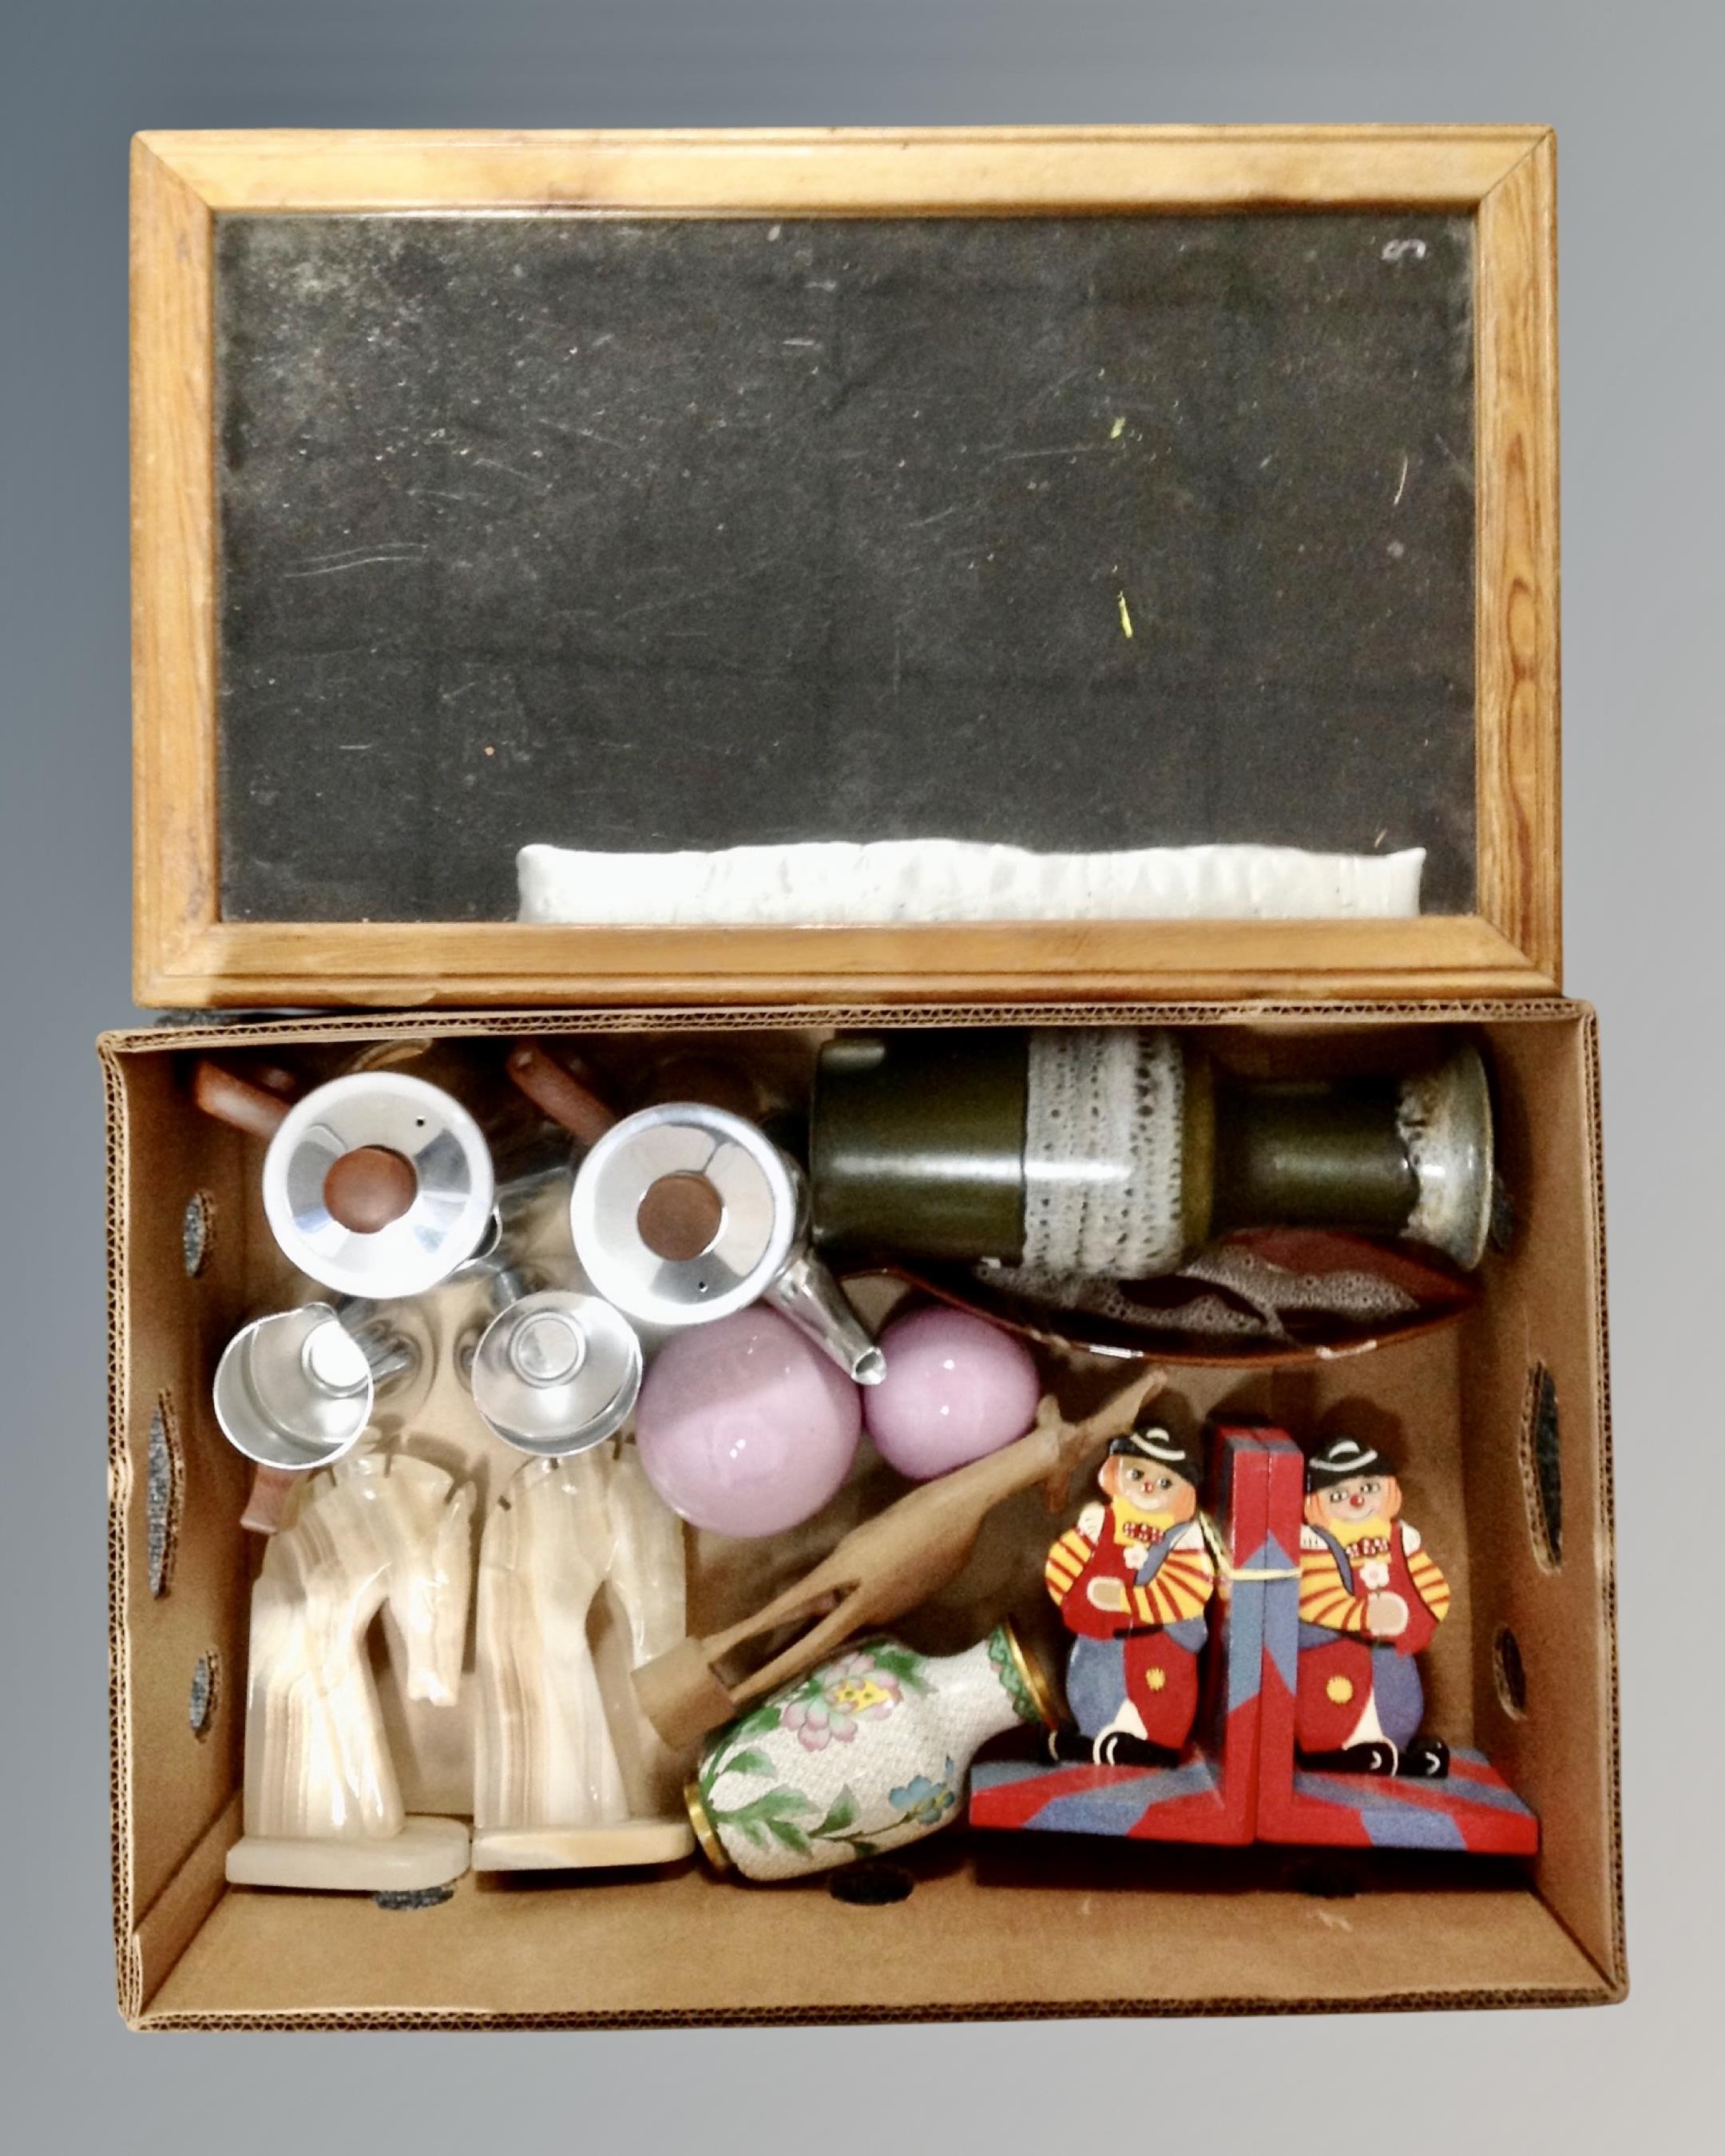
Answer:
506, 1042, 618, 1151
632, 1367, 1166, 1748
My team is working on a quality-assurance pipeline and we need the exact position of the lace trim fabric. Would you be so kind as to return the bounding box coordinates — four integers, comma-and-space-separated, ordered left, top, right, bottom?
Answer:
1021, 1028, 1188, 1278
518, 839, 1425, 926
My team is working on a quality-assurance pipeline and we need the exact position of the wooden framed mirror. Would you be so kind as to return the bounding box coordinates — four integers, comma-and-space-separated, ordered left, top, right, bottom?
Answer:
132, 128, 1557, 1006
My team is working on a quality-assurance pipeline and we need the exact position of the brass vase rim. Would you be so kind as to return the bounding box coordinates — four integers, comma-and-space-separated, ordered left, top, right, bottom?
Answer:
999, 1617, 1062, 1730
683, 1777, 733, 1873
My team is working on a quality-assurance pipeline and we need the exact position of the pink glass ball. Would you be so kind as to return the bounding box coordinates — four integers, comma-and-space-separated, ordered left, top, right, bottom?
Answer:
634, 1307, 862, 1537
863, 1306, 1041, 1480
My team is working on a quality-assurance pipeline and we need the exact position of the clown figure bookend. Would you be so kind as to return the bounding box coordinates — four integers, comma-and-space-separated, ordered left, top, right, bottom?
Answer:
1045, 1422, 1215, 1767
1296, 1435, 1451, 1778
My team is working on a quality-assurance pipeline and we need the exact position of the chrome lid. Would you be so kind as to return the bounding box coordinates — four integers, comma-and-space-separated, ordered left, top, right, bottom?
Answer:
569, 1102, 799, 1329
469, 1287, 643, 1456
261, 1072, 495, 1300
212, 1303, 376, 1472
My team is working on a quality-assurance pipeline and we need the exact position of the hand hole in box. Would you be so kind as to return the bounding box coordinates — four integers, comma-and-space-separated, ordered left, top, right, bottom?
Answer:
1517, 1362, 1562, 1569
145, 1393, 184, 1598
829, 1863, 915, 1907
181, 1190, 214, 1277
188, 1649, 221, 1739
1493, 1625, 1529, 1718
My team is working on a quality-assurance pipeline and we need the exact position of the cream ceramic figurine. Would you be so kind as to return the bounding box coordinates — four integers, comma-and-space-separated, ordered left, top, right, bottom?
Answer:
226, 1448, 475, 1892
687, 1622, 1057, 1882
472, 1442, 694, 1869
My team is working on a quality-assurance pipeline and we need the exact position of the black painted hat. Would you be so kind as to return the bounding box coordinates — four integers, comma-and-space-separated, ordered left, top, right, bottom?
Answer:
1108, 1424, 1202, 1484
1306, 1434, 1396, 1492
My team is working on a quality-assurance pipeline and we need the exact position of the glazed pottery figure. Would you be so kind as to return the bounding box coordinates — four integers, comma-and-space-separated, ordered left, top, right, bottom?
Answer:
1045, 1424, 1214, 1766
1295, 1435, 1452, 1776
688, 1623, 1056, 1881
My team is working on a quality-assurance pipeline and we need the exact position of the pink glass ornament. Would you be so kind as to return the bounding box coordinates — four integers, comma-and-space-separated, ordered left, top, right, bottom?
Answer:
863, 1306, 1041, 1481
635, 1307, 862, 1537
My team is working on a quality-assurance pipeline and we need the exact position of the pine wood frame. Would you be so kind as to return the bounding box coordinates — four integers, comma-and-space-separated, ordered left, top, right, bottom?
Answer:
132, 127, 1560, 1008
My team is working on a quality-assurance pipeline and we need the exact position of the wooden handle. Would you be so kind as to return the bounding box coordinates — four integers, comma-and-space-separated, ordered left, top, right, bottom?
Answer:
251, 1064, 301, 1102
322, 1145, 419, 1233
507, 1043, 617, 1148
240, 1464, 299, 1536
507, 1043, 727, 1260
635, 1582, 859, 1749
193, 1060, 292, 1140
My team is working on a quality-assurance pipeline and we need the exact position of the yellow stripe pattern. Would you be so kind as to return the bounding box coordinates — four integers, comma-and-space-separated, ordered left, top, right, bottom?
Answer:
1045, 1520, 1216, 1623
1407, 1547, 1450, 1622
1044, 1527, 1093, 1607
1129, 1548, 1215, 1626
1298, 1537, 1451, 1632
1298, 1544, 1371, 1633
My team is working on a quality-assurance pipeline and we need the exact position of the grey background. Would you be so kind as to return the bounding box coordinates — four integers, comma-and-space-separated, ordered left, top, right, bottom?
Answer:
1, 2, 1718, 2148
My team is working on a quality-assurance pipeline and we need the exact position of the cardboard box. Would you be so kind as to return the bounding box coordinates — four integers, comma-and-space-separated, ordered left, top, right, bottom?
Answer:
104, 1003, 1620, 2026
111, 127, 1619, 2026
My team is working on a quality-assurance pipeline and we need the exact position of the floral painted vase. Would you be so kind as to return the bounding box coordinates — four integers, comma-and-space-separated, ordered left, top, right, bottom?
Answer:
686, 1622, 1057, 1881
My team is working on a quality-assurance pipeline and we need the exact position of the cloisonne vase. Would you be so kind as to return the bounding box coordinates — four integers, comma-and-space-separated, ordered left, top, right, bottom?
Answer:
686, 1622, 1057, 1881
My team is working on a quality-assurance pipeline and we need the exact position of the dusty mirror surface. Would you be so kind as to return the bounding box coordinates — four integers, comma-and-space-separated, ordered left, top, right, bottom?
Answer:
214, 212, 1477, 924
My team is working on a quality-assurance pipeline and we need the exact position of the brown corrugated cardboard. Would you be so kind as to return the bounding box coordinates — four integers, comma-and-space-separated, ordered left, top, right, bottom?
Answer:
103, 1003, 1620, 2027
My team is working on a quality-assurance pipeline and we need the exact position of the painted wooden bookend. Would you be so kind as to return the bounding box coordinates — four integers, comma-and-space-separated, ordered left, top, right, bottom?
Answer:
975, 1429, 1540, 1854
972, 1425, 1270, 1845
225, 1448, 476, 1892
1290, 1434, 1452, 1778
1255, 1431, 1537, 1853
688, 1621, 1057, 1881
472, 1442, 696, 1870
1044, 1421, 1215, 1768
633, 1369, 1165, 1750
